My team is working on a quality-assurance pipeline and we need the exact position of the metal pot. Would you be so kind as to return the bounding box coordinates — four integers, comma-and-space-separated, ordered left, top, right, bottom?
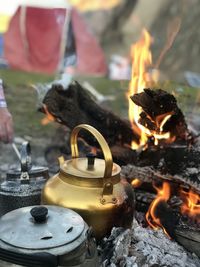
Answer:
0, 142, 49, 216
0, 205, 98, 267
42, 124, 135, 239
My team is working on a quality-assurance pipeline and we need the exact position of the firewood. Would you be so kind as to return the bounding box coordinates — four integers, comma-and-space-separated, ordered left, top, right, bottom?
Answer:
41, 81, 139, 147
175, 227, 200, 257
121, 163, 200, 193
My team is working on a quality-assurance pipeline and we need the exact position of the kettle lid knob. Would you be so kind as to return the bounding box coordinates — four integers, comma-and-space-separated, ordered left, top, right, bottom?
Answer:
87, 152, 96, 170
30, 206, 48, 223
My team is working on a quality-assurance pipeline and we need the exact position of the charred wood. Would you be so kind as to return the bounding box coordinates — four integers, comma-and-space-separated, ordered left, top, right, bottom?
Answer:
41, 82, 139, 147
135, 190, 156, 212
175, 221, 200, 257
122, 164, 200, 194
131, 88, 193, 143
121, 144, 200, 193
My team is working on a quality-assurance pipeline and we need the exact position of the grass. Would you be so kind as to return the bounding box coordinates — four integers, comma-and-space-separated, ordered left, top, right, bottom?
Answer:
0, 69, 54, 87
0, 69, 199, 141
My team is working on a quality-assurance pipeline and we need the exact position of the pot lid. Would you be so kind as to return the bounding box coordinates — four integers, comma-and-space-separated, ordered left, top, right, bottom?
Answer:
60, 155, 121, 179
0, 206, 85, 250
6, 166, 49, 180
7, 141, 49, 182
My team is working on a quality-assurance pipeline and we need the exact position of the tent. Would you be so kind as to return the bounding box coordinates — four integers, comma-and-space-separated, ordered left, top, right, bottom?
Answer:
3, 1, 107, 75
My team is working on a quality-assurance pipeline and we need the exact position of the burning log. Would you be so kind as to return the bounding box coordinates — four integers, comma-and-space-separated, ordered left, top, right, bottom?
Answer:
131, 88, 193, 144
121, 144, 200, 193
41, 82, 139, 147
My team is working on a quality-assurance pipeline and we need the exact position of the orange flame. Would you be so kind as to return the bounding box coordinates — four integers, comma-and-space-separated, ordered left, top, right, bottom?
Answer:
180, 189, 200, 223
127, 29, 152, 149
146, 182, 171, 237
127, 29, 173, 149
41, 104, 55, 125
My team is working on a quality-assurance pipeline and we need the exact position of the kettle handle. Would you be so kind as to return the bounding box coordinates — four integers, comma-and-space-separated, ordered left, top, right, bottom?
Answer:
20, 141, 32, 182
70, 124, 113, 179
20, 141, 32, 172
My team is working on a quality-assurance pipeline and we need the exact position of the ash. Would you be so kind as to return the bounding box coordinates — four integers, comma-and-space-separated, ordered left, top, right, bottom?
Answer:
101, 220, 200, 267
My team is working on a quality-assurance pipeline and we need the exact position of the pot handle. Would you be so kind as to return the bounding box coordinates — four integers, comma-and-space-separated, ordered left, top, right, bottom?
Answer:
0, 247, 57, 267
70, 124, 113, 180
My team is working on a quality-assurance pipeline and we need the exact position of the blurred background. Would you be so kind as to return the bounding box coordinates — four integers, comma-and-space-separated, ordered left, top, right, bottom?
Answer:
0, 0, 200, 170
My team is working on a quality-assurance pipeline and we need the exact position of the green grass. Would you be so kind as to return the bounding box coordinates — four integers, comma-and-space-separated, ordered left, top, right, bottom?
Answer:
0, 69, 55, 87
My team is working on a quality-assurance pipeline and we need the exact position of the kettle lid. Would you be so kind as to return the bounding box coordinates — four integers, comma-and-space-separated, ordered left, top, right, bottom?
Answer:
61, 154, 120, 179
0, 206, 85, 250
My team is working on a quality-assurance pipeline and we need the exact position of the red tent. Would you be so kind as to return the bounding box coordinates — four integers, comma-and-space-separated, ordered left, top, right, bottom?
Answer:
3, 6, 107, 75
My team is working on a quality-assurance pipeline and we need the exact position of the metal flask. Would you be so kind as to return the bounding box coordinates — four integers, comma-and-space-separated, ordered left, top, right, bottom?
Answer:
42, 124, 135, 240
0, 205, 98, 267
0, 142, 49, 216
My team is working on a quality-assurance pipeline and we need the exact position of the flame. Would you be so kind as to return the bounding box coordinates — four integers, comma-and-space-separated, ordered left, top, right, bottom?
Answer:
127, 29, 173, 149
41, 104, 55, 125
146, 182, 171, 237
131, 178, 142, 188
127, 29, 152, 149
180, 189, 200, 223
152, 113, 173, 145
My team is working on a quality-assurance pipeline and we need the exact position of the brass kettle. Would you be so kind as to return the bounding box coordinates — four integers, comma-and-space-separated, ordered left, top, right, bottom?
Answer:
42, 124, 135, 239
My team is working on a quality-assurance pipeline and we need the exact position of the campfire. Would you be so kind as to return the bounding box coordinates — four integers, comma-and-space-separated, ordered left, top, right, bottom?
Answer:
39, 28, 200, 264
123, 28, 200, 242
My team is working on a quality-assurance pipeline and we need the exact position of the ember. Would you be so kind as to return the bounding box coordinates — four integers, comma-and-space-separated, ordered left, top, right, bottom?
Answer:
41, 104, 55, 125
131, 178, 142, 188
146, 182, 172, 237
180, 189, 200, 223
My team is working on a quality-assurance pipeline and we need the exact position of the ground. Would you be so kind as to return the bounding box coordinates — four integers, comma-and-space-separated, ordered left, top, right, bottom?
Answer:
0, 69, 199, 266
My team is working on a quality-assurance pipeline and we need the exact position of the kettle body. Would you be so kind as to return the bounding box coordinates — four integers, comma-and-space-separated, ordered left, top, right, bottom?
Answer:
0, 142, 49, 216
42, 124, 135, 239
